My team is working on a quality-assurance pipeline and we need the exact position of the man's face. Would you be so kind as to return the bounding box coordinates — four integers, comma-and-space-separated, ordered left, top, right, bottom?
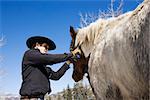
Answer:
35, 43, 49, 54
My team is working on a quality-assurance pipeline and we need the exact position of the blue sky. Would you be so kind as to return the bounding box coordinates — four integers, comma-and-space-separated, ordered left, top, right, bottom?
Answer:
0, 0, 143, 95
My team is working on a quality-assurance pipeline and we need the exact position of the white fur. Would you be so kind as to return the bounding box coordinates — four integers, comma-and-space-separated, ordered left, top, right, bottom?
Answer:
75, 0, 150, 99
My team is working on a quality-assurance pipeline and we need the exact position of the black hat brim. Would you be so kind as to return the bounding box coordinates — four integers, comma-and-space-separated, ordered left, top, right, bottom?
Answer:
26, 36, 56, 50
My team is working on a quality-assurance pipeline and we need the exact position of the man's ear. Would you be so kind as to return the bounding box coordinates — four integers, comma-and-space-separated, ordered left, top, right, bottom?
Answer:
70, 26, 76, 39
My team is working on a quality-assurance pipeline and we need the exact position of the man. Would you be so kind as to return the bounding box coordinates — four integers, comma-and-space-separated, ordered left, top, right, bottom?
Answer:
20, 36, 76, 100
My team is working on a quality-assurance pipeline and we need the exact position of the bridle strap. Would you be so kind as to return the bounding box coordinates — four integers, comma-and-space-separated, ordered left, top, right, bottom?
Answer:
70, 43, 82, 55
71, 47, 81, 56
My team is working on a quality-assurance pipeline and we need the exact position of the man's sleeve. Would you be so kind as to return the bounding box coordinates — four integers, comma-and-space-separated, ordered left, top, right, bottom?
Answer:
25, 50, 72, 65
48, 63, 70, 80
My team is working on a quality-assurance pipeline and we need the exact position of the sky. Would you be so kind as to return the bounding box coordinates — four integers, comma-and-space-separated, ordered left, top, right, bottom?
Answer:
0, 0, 143, 95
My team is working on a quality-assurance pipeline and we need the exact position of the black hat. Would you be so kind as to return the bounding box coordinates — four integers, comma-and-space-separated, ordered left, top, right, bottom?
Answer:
26, 36, 56, 50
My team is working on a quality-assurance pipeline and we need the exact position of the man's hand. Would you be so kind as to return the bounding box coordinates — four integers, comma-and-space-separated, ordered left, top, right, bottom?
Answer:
66, 60, 71, 65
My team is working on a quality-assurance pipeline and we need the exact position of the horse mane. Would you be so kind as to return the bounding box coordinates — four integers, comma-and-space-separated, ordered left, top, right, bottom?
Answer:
75, 11, 132, 57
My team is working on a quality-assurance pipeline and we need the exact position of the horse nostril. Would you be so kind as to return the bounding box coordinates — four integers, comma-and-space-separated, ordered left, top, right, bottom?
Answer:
72, 72, 83, 82
72, 75, 80, 82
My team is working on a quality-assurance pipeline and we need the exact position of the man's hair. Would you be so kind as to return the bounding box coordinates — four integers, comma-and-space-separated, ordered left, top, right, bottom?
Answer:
31, 42, 43, 49
31, 43, 36, 49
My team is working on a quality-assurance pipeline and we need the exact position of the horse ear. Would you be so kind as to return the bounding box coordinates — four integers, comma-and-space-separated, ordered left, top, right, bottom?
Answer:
70, 26, 76, 38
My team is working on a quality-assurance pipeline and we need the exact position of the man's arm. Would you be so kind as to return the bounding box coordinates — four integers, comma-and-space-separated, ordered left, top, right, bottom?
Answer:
48, 63, 70, 80
24, 49, 72, 65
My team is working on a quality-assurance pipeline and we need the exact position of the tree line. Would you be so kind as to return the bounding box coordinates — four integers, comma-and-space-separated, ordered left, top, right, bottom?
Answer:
45, 82, 95, 100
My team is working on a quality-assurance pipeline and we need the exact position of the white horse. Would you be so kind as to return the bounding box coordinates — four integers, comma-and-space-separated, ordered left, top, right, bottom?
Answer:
70, 0, 150, 99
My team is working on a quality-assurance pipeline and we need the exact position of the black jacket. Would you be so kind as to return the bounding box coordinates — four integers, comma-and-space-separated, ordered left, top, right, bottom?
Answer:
19, 49, 71, 96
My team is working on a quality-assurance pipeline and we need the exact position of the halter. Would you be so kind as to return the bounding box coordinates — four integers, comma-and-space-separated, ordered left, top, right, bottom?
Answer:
70, 43, 82, 61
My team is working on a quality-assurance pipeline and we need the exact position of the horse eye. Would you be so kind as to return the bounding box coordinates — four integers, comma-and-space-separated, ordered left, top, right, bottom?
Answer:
75, 53, 81, 59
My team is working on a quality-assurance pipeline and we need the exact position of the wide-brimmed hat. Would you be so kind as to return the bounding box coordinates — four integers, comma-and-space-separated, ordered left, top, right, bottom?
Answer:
26, 36, 56, 50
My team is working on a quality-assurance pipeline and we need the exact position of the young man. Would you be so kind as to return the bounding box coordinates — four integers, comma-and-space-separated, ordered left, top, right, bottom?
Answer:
20, 36, 75, 100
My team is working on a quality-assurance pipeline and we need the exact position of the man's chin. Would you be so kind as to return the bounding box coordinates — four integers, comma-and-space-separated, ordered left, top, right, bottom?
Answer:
40, 52, 47, 54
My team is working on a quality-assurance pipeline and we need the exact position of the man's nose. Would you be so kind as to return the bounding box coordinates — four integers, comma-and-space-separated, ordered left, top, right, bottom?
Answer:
44, 49, 48, 52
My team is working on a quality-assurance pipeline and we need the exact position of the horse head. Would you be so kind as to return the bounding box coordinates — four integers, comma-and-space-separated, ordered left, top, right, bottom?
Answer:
69, 26, 89, 82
